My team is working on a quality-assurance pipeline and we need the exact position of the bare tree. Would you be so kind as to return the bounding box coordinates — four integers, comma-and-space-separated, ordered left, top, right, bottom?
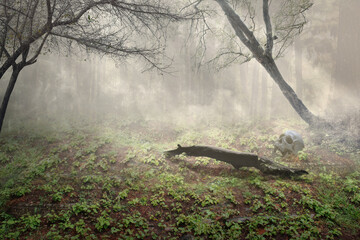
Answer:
0, 0, 198, 133
193, 0, 328, 127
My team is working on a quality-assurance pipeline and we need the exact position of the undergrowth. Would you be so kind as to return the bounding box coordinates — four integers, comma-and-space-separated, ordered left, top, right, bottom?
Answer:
0, 119, 359, 239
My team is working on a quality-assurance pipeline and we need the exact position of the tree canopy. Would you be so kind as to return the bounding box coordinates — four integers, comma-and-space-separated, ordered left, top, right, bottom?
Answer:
0, 0, 201, 132
0, 0, 198, 78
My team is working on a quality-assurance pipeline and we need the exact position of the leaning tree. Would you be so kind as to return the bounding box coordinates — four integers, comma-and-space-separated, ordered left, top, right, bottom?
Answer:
192, 0, 328, 127
0, 0, 199, 133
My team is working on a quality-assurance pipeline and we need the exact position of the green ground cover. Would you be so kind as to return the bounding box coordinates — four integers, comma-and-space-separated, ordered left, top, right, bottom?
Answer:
0, 119, 359, 239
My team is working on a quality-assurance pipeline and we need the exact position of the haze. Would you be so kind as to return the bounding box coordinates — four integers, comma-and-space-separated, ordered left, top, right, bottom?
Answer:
0, 0, 359, 131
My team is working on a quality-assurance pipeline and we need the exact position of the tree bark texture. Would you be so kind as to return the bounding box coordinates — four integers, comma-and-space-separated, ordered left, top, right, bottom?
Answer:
165, 144, 308, 177
214, 0, 326, 127
0, 64, 25, 132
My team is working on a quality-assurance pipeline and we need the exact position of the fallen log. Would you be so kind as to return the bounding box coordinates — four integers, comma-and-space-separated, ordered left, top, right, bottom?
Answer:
164, 144, 308, 177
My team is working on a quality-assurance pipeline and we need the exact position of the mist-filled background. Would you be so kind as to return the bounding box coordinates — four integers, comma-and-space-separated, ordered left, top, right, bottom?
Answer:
2, 1, 360, 239
1, 0, 359, 131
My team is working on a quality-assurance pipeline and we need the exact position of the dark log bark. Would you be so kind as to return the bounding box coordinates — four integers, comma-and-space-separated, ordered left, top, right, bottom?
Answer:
165, 144, 308, 177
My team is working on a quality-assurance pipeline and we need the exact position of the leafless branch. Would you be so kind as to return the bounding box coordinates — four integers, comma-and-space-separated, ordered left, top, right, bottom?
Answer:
26, 32, 50, 65
0, 19, 10, 61
208, 49, 252, 70
46, 0, 52, 24
214, 0, 264, 60
272, 0, 312, 58
263, 0, 273, 56
0, 3, 28, 17
1, 0, 201, 79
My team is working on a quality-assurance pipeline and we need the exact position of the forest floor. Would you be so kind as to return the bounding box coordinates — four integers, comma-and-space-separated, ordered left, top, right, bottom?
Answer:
0, 118, 359, 239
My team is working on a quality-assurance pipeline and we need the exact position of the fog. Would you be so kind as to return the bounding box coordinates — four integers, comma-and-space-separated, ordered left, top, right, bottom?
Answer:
1, 0, 359, 131
2, 2, 360, 239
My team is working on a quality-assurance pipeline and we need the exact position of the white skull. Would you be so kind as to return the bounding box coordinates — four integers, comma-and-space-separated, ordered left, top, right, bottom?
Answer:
274, 130, 304, 156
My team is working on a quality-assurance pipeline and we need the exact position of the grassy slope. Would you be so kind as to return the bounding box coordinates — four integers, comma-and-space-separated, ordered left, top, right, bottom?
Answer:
0, 119, 359, 240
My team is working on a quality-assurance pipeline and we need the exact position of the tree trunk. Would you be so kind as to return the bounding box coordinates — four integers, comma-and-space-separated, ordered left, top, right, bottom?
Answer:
214, 0, 327, 127
260, 57, 321, 126
0, 64, 24, 133
165, 144, 308, 177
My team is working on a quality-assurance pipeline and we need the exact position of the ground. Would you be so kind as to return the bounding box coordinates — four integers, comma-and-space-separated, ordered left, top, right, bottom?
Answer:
0, 118, 359, 239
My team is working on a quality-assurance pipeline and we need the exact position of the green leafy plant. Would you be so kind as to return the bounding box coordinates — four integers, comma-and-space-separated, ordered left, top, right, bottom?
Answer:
95, 212, 112, 232
21, 214, 41, 231
117, 189, 130, 200
298, 150, 308, 161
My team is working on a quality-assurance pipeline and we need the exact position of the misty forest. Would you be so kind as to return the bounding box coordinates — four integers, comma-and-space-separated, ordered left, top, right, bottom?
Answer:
1, 0, 360, 239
